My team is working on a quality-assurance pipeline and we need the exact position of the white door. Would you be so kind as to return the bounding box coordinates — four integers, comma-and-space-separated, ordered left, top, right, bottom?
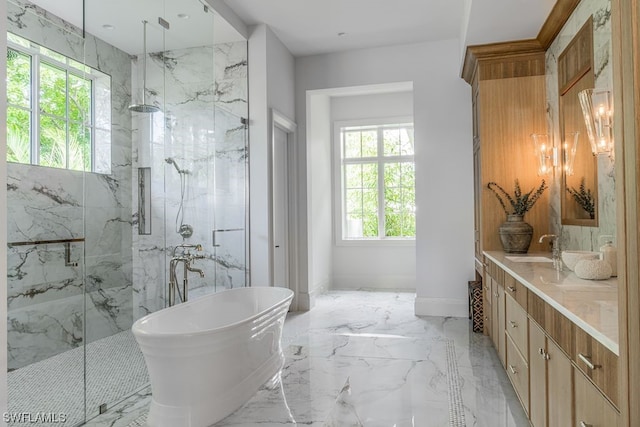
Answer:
272, 126, 289, 288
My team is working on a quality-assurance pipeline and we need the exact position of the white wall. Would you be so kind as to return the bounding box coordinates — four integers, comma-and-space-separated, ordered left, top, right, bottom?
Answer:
248, 24, 295, 287
305, 93, 333, 304
295, 39, 474, 317
331, 92, 416, 291
266, 28, 295, 122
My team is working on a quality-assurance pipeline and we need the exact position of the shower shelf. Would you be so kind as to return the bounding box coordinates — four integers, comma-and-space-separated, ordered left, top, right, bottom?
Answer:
8, 237, 85, 247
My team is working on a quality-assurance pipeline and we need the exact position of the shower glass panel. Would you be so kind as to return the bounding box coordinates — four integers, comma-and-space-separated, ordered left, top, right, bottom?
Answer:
212, 106, 249, 290
6, 0, 88, 425
6, 0, 249, 423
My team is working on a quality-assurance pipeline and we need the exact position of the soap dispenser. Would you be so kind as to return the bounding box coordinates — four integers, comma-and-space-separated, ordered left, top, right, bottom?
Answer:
599, 235, 617, 277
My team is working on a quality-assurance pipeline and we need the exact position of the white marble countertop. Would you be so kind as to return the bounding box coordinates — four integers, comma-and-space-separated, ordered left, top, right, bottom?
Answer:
484, 251, 619, 355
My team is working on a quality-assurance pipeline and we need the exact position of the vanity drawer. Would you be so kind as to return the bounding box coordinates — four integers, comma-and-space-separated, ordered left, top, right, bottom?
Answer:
527, 290, 546, 328
545, 304, 575, 357
574, 366, 619, 427
506, 334, 529, 415
505, 293, 528, 359
504, 273, 527, 310
574, 327, 618, 408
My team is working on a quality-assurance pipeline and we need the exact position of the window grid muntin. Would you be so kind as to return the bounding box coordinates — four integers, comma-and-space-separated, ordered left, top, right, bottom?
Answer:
340, 123, 414, 240
8, 33, 99, 172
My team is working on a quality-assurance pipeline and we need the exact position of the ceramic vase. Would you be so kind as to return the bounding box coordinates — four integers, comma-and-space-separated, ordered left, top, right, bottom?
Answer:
499, 214, 533, 254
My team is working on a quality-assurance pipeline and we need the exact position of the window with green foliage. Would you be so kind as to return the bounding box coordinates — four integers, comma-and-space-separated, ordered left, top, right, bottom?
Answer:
338, 121, 415, 240
6, 32, 111, 172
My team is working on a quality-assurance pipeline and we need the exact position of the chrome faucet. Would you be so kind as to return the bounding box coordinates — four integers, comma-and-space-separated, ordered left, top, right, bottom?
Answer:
168, 244, 206, 306
539, 234, 562, 271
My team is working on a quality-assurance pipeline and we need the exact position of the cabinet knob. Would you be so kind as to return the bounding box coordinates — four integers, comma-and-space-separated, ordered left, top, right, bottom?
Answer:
579, 422, 592, 427
507, 286, 516, 292
509, 320, 518, 328
538, 347, 544, 355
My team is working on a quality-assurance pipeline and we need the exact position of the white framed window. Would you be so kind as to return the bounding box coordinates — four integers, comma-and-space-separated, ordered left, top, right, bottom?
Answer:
334, 118, 415, 244
6, 32, 112, 173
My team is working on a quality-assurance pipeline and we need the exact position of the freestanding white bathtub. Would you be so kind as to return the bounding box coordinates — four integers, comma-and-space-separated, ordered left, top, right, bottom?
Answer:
132, 286, 294, 427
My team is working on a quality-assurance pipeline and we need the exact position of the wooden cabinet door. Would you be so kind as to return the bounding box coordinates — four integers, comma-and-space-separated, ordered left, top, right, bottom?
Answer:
496, 281, 506, 366
484, 272, 493, 337
491, 276, 500, 350
547, 339, 572, 427
529, 320, 547, 427
574, 367, 618, 427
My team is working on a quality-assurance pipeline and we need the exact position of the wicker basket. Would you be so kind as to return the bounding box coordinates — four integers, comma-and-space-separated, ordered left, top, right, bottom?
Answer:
468, 280, 483, 333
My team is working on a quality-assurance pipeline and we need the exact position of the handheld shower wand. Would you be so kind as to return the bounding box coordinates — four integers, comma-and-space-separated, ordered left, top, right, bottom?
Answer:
165, 157, 188, 175
165, 157, 193, 238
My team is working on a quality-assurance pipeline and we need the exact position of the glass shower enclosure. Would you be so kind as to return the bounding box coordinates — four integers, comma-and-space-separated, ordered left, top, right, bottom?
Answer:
5, 0, 249, 424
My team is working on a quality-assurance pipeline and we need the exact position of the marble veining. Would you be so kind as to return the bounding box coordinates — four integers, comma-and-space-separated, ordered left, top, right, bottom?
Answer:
6, 0, 134, 370
86, 291, 528, 427
545, 0, 616, 251
132, 41, 248, 320
484, 251, 618, 354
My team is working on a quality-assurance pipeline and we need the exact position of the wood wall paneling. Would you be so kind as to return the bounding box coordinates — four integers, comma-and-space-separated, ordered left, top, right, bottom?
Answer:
479, 75, 549, 253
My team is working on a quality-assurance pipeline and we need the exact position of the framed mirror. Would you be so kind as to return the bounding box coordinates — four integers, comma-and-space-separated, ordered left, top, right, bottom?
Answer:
558, 17, 598, 226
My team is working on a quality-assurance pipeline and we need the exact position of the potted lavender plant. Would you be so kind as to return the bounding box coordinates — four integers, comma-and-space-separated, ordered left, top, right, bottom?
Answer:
487, 179, 548, 253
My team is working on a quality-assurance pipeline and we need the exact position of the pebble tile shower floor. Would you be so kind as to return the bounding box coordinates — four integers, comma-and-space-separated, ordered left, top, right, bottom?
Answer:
8, 330, 148, 426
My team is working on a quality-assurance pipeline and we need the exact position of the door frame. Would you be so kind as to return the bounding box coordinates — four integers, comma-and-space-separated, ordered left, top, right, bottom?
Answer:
270, 109, 299, 310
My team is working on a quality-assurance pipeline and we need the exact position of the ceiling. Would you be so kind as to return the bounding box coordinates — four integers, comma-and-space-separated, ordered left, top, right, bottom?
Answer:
223, 0, 466, 57
25, 0, 556, 58
222, 0, 557, 57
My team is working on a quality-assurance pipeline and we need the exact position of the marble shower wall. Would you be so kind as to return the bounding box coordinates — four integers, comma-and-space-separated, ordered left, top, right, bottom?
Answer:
131, 41, 248, 319
6, 0, 133, 370
545, 0, 615, 251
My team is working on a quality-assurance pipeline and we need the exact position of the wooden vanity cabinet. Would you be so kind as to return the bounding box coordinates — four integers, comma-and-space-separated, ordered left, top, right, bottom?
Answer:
483, 266, 492, 336
574, 327, 619, 407
574, 367, 619, 427
484, 257, 619, 427
495, 280, 506, 367
529, 319, 573, 427
485, 258, 506, 366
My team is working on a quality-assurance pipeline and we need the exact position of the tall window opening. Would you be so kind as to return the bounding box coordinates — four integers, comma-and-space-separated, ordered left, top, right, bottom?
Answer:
337, 120, 415, 241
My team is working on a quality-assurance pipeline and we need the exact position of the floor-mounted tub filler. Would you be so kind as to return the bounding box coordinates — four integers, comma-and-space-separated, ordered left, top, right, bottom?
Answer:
132, 287, 294, 427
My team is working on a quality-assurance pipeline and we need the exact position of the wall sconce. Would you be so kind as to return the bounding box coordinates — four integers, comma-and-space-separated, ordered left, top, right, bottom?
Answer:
563, 131, 579, 176
578, 88, 614, 157
530, 133, 557, 176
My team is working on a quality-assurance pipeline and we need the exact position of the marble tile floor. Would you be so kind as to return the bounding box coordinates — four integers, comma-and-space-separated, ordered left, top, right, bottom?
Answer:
85, 291, 529, 427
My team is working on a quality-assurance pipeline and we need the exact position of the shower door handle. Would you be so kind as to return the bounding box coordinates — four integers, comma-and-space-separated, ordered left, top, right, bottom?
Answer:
212, 228, 244, 247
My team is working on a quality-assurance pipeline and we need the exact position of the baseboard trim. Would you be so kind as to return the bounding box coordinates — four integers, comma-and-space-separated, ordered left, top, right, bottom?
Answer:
414, 296, 468, 318
297, 285, 326, 311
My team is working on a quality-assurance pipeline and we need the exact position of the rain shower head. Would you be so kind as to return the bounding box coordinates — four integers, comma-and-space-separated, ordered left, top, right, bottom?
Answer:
129, 103, 161, 113
129, 20, 161, 114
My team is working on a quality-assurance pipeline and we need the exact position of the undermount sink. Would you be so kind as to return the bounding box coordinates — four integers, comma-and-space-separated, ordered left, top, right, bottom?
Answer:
505, 256, 553, 263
